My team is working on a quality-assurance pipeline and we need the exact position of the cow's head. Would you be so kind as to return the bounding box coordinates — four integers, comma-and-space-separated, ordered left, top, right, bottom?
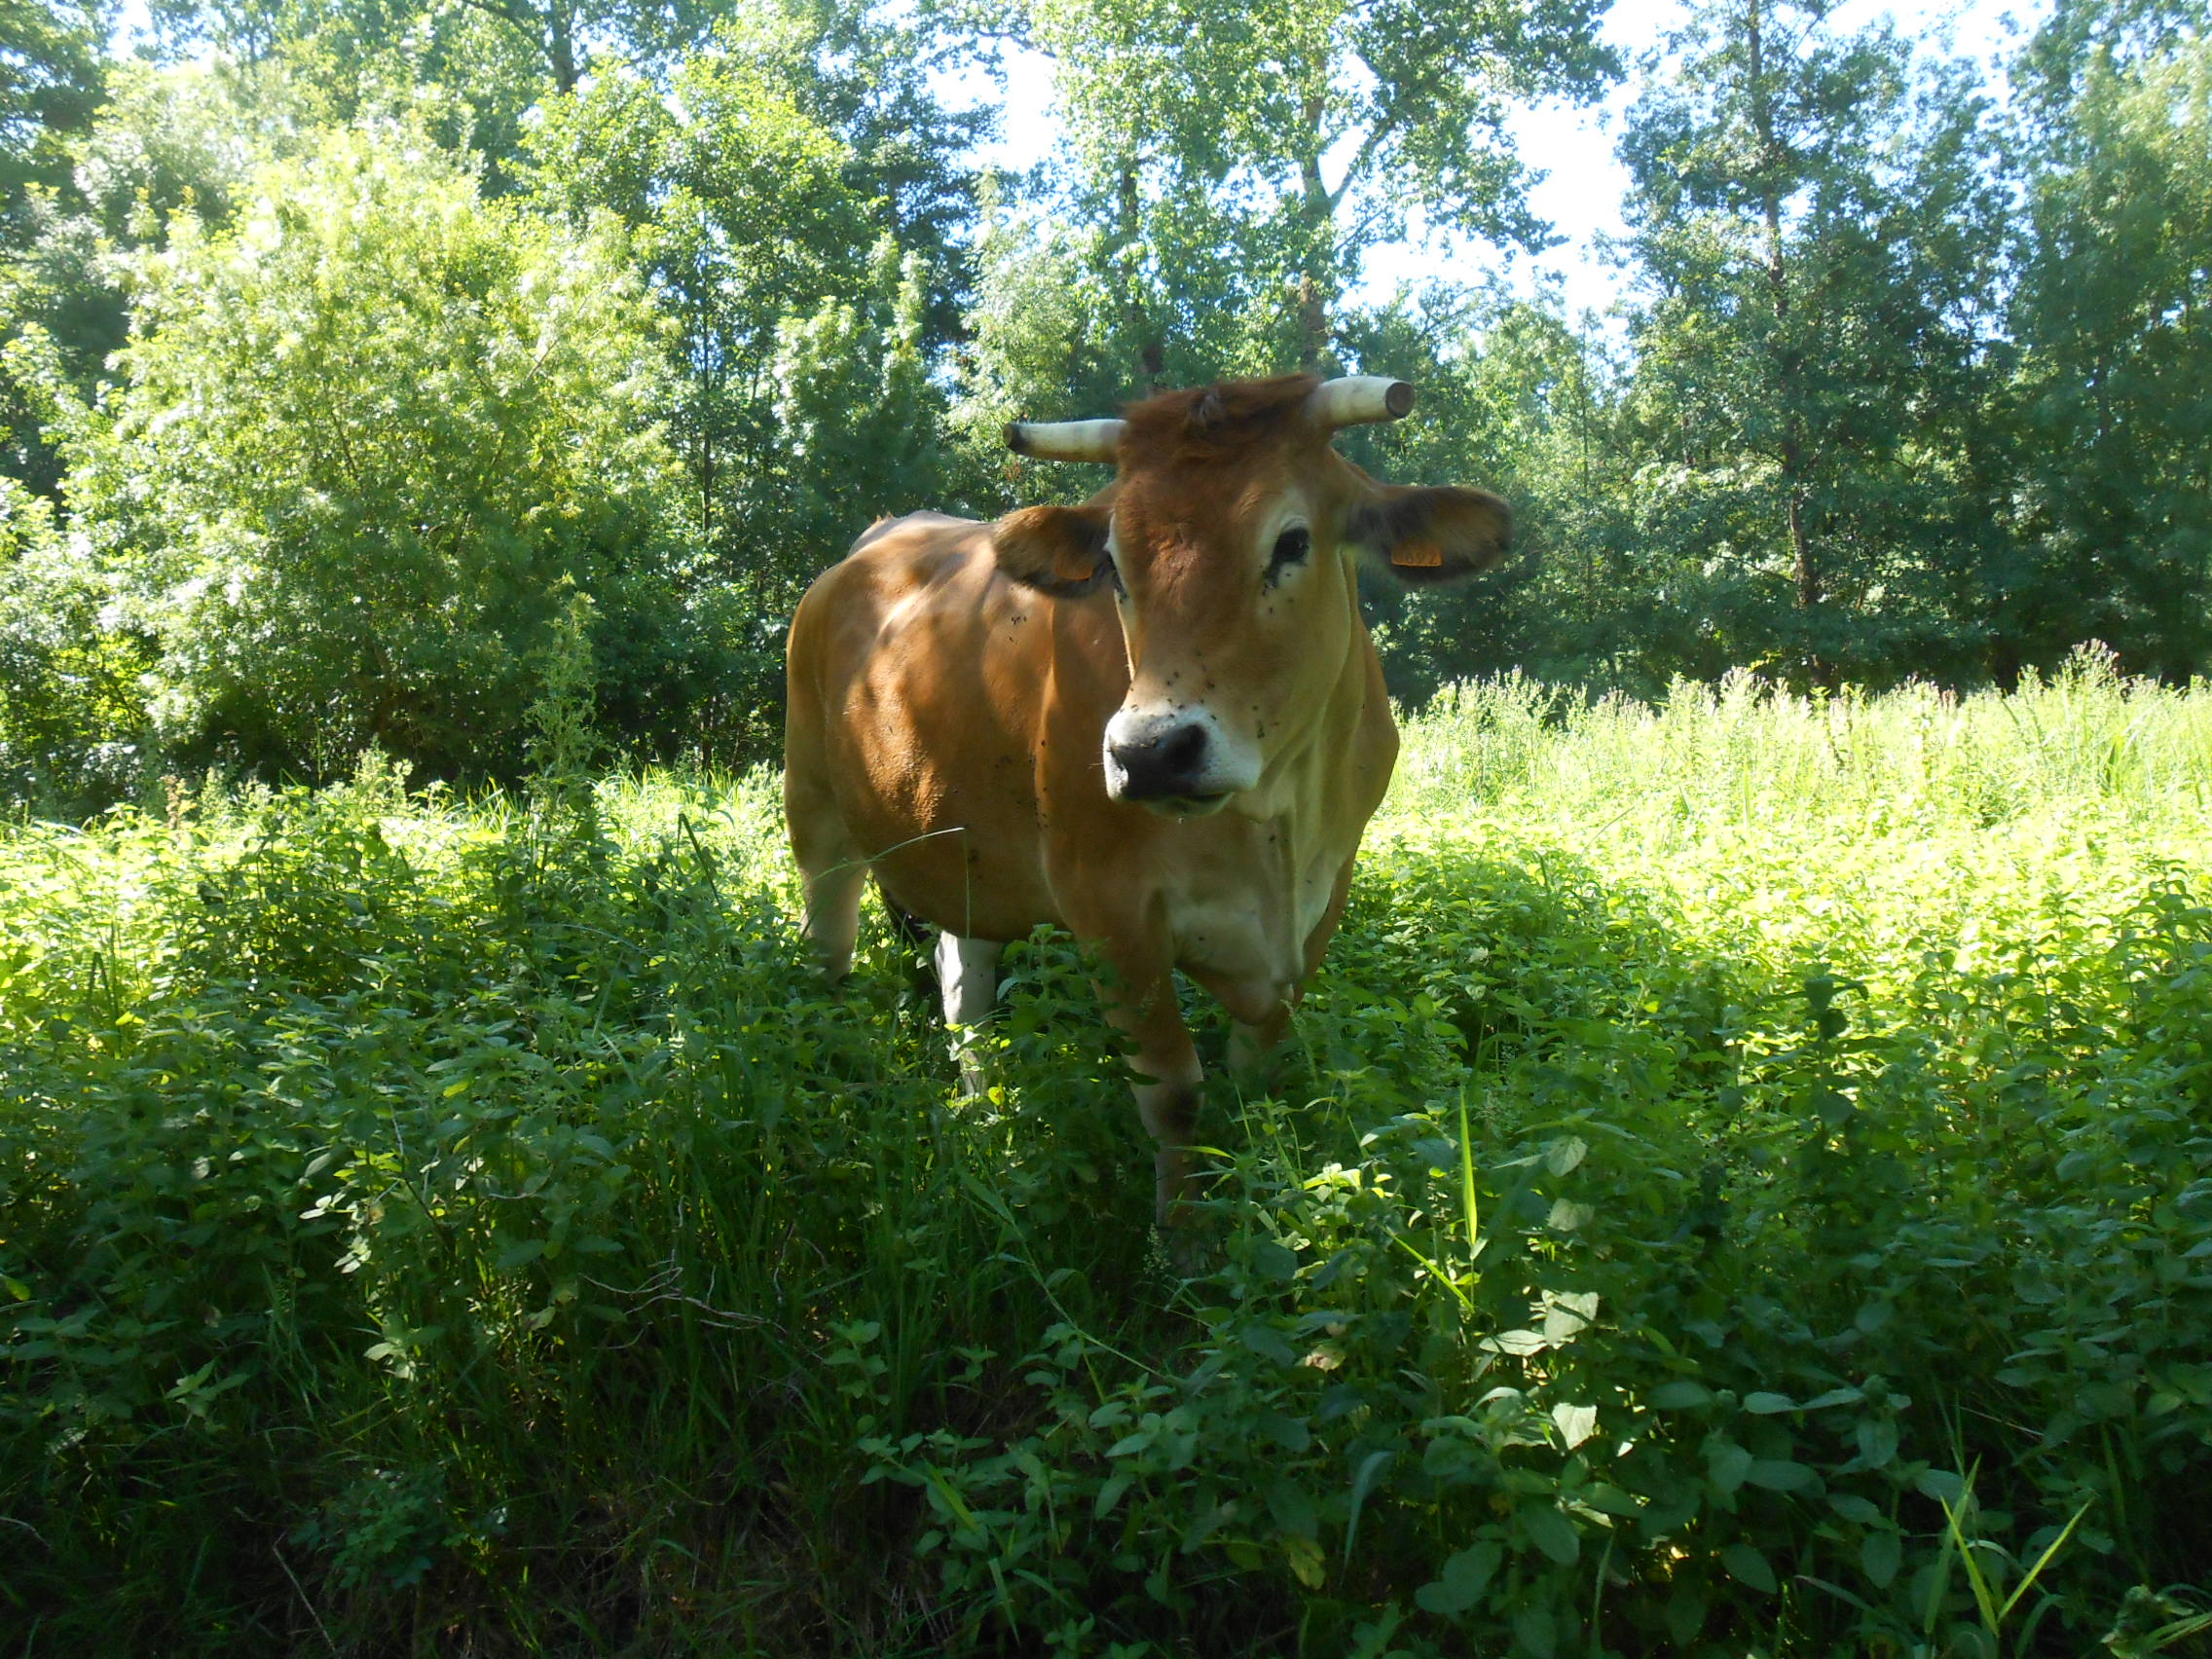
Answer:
992, 374, 1511, 818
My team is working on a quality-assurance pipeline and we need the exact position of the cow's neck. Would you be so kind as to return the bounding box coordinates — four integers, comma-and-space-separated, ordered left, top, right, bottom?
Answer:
1233, 560, 1379, 832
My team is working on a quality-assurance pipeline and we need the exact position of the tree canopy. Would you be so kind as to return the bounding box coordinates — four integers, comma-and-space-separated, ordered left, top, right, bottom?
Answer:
0, 0, 2206, 804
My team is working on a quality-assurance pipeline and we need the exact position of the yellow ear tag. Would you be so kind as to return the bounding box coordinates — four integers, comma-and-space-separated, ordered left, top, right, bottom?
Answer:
1392, 539, 1445, 569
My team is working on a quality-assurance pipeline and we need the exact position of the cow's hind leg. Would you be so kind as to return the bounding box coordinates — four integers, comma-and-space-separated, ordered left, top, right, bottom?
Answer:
797, 859, 866, 981
935, 932, 1001, 1096
785, 779, 866, 980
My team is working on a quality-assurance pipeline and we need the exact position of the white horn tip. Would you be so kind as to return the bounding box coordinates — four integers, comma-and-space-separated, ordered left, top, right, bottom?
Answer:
1004, 417, 1125, 464
1309, 374, 1418, 432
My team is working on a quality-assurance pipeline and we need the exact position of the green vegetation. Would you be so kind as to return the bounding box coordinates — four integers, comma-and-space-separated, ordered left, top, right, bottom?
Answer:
6, 660, 2208, 1655
2, 0, 2208, 1647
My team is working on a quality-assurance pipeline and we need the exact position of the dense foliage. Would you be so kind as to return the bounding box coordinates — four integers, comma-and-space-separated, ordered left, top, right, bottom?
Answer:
3, 665, 2208, 1655
0, 0, 2207, 803
56, 129, 707, 779
4, 2, 2205, 1649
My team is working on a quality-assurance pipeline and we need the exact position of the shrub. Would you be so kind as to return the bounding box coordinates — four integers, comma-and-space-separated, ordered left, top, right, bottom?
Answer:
61, 125, 706, 784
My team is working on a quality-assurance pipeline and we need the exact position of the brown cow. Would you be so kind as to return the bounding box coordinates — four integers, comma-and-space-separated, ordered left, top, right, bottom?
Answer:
783, 373, 1509, 1225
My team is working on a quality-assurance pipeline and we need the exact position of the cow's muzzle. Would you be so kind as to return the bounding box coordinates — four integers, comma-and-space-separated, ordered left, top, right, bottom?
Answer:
1104, 709, 1253, 813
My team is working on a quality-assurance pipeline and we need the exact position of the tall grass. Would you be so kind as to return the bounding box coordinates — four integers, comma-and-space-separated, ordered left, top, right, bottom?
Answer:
3, 668, 2209, 1657
1394, 647, 2212, 837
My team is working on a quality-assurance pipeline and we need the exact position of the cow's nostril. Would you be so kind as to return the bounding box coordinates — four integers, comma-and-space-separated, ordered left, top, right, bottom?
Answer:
1111, 719, 1215, 799
1161, 723, 1207, 772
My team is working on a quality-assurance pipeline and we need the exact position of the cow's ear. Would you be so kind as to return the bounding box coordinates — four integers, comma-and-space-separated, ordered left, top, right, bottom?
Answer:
993, 504, 1115, 598
1345, 484, 1512, 586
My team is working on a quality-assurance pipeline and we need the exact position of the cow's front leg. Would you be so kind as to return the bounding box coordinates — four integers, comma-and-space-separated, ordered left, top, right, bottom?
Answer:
1227, 1001, 1295, 1078
1096, 960, 1205, 1228
1189, 967, 1298, 1081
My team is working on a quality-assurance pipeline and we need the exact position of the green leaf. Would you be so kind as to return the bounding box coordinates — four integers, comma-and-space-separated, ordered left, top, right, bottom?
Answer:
1802, 1386, 1866, 1412
1707, 1442, 1751, 1493
1522, 1505, 1580, 1566
1544, 1135, 1588, 1175
1721, 1542, 1779, 1594
1744, 1390, 1797, 1415
1862, 1528, 1901, 1588
1551, 1401, 1599, 1449
1999, 1497, 2093, 1621
1414, 1541, 1502, 1615
1267, 1476, 1317, 1540
1915, 1467, 1968, 1504
1666, 1584, 1708, 1645
1342, 1450, 1394, 1565
1511, 1605, 1558, 1659
1855, 1418, 1899, 1468
1094, 1472, 1133, 1520
1745, 1458, 1819, 1493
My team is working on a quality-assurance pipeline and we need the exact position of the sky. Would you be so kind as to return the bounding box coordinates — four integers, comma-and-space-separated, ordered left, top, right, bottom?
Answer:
955, 0, 2049, 322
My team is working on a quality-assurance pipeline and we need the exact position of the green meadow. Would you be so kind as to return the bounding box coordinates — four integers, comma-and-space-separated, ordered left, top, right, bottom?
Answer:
5, 654, 2210, 1657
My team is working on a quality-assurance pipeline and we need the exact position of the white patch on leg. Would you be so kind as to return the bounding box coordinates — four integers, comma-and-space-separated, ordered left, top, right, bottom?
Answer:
936, 933, 1000, 1095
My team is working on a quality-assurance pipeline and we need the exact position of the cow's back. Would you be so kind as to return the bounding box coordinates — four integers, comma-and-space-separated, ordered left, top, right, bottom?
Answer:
784, 513, 1068, 940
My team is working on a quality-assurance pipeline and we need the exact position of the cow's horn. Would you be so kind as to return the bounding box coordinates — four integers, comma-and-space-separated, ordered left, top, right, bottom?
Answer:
1307, 376, 1416, 431
1004, 418, 1126, 463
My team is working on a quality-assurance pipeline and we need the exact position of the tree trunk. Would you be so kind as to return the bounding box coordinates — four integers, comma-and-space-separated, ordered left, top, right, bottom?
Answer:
1748, 0, 1827, 682
1113, 167, 1166, 393
1295, 93, 1334, 373
1295, 276, 1327, 374
548, 0, 580, 95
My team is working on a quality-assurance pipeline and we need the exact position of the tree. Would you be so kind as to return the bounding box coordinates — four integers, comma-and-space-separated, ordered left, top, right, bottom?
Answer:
59, 128, 699, 780
997, 0, 1617, 385
142, 0, 708, 96
1342, 288, 1646, 697
0, 473, 148, 805
2, 62, 282, 497
527, 34, 966, 749
1999, 15, 2212, 682
1, 0, 105, 229
719, 0, 993, 351
1612, 0, 2007, 686
529, 55, 874, 552
1, 0, 109, 494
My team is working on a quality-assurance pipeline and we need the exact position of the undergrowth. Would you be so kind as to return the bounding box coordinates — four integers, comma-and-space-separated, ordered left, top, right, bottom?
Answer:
2, 655, 2209, 1656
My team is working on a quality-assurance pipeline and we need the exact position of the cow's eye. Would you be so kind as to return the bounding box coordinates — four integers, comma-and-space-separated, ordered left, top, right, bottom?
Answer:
1267, 525, 1311, 582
